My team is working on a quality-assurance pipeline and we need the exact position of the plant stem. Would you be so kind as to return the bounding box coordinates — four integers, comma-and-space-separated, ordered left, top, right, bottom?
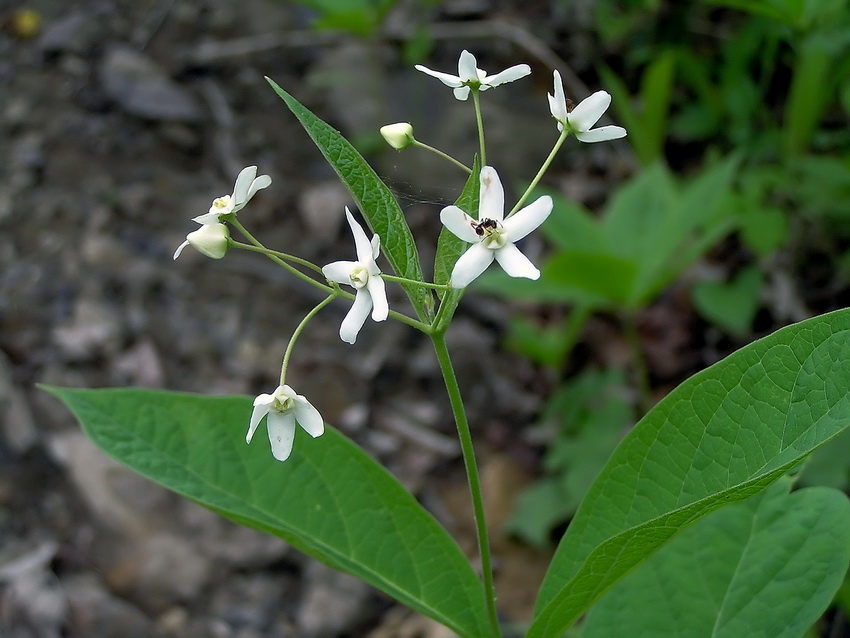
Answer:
431, 332, 500, 637
623, 313, 652, 415
412, 140, 472, 174
381, 273, 451, 291
229, 229, 429, 333
507, 130, 569, 217
472, 88, 487, 166
280, 294, 337, 385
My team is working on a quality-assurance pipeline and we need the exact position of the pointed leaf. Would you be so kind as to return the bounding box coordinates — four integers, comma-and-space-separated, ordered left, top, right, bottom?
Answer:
266, 78, 429, 320
530, 309, 850, 637
582, 478, 850, 637
433, 156, 479, 326
42, 387, 490, 637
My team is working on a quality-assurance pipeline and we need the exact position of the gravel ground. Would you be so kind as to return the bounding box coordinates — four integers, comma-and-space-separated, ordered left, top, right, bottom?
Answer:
2, 1, 812, 636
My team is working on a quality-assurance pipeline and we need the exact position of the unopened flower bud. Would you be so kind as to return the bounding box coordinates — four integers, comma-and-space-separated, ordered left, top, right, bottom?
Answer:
173, 223, 230, 260
380, 123, 414, 150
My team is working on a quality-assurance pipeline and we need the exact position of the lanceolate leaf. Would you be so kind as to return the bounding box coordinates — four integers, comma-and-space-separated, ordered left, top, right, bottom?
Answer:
530, 308, 850, 637
43, 387, 490, 637
266, 78, 429, 320
582, 478, 850, 637
433, 156, 479, 326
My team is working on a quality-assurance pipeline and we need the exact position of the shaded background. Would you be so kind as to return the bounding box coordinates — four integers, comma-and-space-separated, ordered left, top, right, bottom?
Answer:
2, 0, 850, 636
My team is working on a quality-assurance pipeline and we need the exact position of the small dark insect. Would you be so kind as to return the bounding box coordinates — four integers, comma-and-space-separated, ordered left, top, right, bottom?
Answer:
473, 218, 499, 236
566, 98, 575, 113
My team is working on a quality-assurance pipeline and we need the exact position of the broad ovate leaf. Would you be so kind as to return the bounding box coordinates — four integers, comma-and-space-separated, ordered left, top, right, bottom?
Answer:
43, 387, 490, 637
530, 308, 850, 637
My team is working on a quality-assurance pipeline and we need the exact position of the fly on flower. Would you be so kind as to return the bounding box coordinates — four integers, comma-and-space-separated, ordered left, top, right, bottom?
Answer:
440, 166, 552, 288
322, 208, 389, 344
548, 71, 627, 143
192, 165, 272, 225
247, 385, 324, 462
415, 50, 530, 101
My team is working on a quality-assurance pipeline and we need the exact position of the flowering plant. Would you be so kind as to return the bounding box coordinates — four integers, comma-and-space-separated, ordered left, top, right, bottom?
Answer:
43, 48, 850, 637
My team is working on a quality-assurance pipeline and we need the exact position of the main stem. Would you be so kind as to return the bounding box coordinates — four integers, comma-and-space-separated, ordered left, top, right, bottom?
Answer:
431, 333, 500, 637
472, 89, 487, 166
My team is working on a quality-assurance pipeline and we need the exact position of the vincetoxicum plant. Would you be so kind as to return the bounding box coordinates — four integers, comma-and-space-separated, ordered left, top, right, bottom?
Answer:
42, 50, 850, 637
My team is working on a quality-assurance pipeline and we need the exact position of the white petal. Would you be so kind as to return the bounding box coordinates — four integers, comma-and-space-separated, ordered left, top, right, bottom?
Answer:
414, 64, 462, 88
483, 64, 531, 87
243, 174, 272, 204
503, 195, 553, 242
575, 125, 627, 143
366, 275, 388, 322
267, 411, 297, 461
548, 70, 567, 122
232, 166, 258, 204
494, 243, 540, 280
191, 212, 221, 225
345, 208, 374, 264
568, 91, 611, 132
440, 206, 480, 242
453, 86, 471, 101
339, 290, 373, 344
370, 234, 381, 261
293, 396, 324, 438
478, 167, 504, 222
322, 260, 358, 285
451, 243, 495, 288
457, 50, 479, 83
173, 239, 190, 260
246, 398, 273, 443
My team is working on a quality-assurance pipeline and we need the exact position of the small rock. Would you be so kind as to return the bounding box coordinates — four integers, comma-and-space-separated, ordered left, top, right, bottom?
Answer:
111, 340, 166, 388
298, 181, 350, 240
297, 561, 374, 637
39, 12, 103, 55
63, 572, 156, 637
51, 298, 123, 361
0, 541, 66, 636
98, 46, 202, 122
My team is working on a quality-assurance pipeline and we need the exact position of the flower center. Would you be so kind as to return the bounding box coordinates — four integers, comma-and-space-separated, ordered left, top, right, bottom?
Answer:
474, 218, 506, 249
271, 395, 294, 414
349, 264, 370, 289
211, 195, 233, 213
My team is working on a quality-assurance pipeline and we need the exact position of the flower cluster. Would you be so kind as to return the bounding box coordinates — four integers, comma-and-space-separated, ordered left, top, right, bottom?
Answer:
176, 49, 627, 462
174, 166, 271, 260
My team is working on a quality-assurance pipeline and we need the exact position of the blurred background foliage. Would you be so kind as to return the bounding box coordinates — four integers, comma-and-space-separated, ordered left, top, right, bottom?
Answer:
284, 0, 850, 624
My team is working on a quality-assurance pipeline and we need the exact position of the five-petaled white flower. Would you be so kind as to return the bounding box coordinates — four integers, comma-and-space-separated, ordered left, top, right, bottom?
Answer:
173, 222, 230, 260
193, 165, 272, 225
415, 50, 530, 101
548, 71, 627, 143
440, 166, 552, 288
247, 385, 324, 462
322, 208, 389, 344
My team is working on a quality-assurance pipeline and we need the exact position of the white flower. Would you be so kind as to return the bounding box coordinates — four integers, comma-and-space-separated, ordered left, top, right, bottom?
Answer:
173, 222, 230, 260
440, 166, 552, 288
247, 385, 324, 462
548, 71, 627, 142
415, 50, 530, 101
192, 165, 272, 225
380, 122, 415, 150
321, 208, 389, 344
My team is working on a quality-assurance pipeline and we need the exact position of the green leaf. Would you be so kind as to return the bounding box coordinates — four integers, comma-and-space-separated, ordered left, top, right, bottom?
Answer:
582, 478, 850, 637
41, 387, 490, 638
434, 156, 480, 304
529, 309, 850, 637
266, 78, 429, 321
692, 265, 763, 337
545, 251, 637, 305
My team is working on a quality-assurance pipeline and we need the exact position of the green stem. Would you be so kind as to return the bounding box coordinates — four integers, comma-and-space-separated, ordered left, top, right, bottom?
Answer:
228, 224, 429, 333
412, 140, 472, 174
381, 273, 451, 291
231, 240, 324, 275
623, 313, 652, 415
507, 130, 569, 217
472, 88, 487, 166
280, 294, 337, 385
431, 333, 500, 637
